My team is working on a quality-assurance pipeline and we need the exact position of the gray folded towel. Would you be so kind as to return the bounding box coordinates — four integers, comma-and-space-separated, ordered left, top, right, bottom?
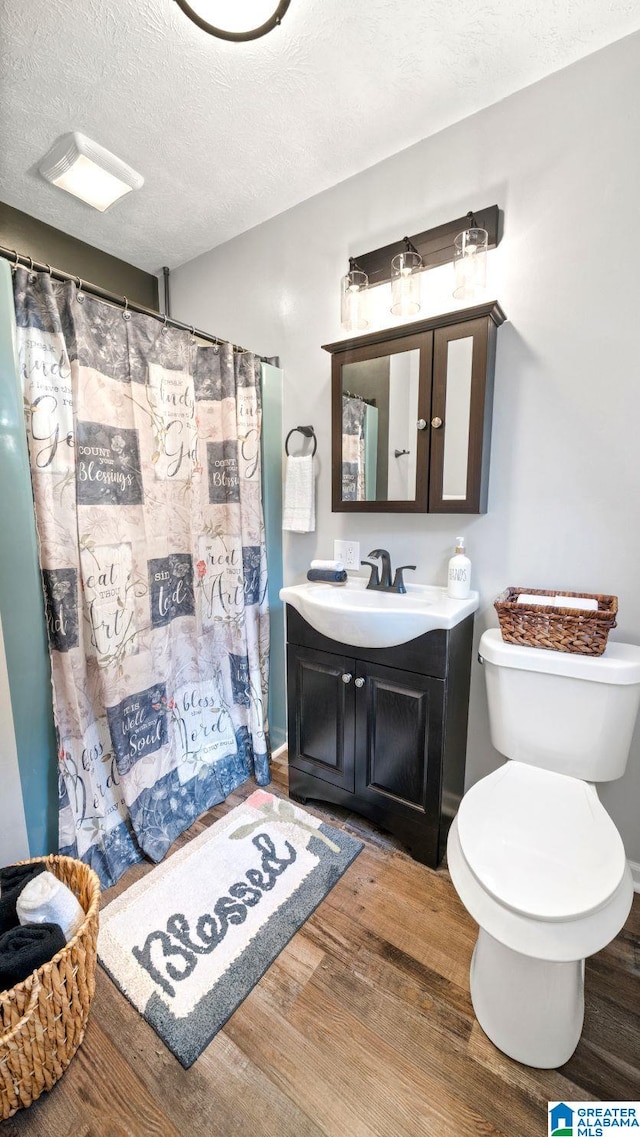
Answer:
306, 569, 348, 584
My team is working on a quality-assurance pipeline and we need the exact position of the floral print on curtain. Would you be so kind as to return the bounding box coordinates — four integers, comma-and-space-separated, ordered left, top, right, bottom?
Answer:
14, 267, 270, 887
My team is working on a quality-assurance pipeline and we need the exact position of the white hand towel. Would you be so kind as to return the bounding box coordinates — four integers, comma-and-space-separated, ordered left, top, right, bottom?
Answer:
17, 870, 85, 943
517, 593, 598, 611
283, 454, 316, 533
310, 559, 345, 572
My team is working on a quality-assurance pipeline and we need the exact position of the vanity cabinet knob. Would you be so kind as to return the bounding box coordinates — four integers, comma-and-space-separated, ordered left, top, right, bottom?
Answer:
416, 418, 427, 431
431, 416, 443, 429
341, 672, 352, 684
354, 677, 365, 688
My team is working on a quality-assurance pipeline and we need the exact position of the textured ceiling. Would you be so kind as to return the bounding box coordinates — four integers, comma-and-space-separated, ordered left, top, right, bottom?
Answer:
1, 0, 640, 273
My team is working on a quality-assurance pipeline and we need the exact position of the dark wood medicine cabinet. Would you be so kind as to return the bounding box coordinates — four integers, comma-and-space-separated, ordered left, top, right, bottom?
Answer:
323, 300, 506, 514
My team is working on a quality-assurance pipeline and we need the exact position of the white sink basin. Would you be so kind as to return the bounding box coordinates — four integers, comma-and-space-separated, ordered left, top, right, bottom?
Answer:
279, 577, 479, 648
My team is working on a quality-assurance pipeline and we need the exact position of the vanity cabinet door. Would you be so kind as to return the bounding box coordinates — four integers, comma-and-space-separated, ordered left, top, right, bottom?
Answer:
287, 645, 356, 792
354, 662, 444, 858
428, 316, 497, 514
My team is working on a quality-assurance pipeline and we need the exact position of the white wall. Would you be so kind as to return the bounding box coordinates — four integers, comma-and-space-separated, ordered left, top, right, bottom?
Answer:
169, 31, 640, 863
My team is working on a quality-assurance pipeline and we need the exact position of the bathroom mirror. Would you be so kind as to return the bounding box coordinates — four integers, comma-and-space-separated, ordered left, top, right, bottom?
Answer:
323, 303, 506, 514
340, 349, 420, 503
325, 327, 431, 513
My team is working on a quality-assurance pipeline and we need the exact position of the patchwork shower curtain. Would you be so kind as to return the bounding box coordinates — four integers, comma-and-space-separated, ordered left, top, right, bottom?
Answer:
14, 267, 270, 887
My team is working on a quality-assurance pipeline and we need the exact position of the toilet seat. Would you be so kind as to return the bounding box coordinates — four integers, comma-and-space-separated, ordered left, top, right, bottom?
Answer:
447, 814, 633, 962
457, 762, 627, 921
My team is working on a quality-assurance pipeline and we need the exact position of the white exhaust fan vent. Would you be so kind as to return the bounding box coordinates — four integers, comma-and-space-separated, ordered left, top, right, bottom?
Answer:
39, 132, 144, 212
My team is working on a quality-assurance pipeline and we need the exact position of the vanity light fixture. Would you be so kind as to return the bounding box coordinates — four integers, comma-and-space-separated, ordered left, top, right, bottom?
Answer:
341, 258, 370, 332
174, 0, 291, 41
390, 237, 423, 317
453, 212, 489, 300
39, 133, 144, 212
340, 206, 500, 333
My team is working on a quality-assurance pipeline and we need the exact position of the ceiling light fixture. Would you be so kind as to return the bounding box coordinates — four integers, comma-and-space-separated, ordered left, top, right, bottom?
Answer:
174, 0, 291, 42
39, 132, 143, 212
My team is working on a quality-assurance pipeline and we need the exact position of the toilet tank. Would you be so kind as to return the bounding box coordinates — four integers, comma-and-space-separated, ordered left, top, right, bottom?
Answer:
479, 629, 640, 781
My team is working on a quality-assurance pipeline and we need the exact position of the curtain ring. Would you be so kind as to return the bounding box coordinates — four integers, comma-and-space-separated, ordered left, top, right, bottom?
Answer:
27, 256, 36, 283
122, 296, 131, 321
190, 325, 195, 338
45, 263, 53, 276
10, 250, 19, 271
161, 313, 169, 335
76, 277, 85, 303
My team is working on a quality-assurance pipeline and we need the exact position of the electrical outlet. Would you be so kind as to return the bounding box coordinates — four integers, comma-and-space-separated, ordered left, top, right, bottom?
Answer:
334, 539, 360, 571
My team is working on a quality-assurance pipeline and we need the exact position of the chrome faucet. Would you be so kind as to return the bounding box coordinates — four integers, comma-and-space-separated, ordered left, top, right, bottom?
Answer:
361, 549, 416, 594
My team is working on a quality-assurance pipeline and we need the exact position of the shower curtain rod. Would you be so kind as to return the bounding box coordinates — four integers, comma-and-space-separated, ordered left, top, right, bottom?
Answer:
0, 244, 268, 360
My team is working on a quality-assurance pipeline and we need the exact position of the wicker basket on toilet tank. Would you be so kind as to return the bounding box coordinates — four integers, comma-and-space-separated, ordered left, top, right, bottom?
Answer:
0, 854, 100, 1120
495, 587, 618, 656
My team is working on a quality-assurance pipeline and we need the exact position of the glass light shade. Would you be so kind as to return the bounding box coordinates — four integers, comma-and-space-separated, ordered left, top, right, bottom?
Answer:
390, 250, 422, 317
341, 269, 369, 332
453, 227, 488, 300
174, 0, 290, 39
39, 132, 143, 212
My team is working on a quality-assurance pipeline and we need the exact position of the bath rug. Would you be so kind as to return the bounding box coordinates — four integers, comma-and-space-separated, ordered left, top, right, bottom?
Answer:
98, 790, 362, 1067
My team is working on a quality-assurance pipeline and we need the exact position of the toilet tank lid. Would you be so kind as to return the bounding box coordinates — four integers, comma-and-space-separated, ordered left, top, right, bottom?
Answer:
479, 628, 640, 684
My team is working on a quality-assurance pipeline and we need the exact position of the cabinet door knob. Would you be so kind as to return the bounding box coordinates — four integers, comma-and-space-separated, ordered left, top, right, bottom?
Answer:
341, 672, 352, 684
431, 416, 443, 429
354, 677, 365, 688
416, 418, 427, 431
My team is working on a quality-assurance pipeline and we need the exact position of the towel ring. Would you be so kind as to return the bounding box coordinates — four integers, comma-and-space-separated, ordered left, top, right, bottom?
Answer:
285, 425, 317, 457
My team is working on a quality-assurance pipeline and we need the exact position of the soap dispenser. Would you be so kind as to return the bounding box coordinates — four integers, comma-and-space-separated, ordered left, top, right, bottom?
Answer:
447, 537, 471, 599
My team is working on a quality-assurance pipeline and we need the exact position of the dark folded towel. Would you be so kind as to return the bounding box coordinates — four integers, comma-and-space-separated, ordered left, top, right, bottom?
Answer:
0, 863, 46, 936
306, 569, 348, 583
0, 922, 66, 991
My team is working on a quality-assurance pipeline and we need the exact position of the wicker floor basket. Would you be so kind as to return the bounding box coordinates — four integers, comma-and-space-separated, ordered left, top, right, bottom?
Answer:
495, 587, 618, 656
0, 855, 100, 1120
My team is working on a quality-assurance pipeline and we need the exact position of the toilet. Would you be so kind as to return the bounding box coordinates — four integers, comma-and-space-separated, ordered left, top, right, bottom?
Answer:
447, 628, 640, 1069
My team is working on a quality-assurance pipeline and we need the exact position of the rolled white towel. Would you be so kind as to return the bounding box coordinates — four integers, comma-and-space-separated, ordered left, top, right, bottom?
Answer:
517, 593, 598, 612
310, 559, 345, 572
16, 870, 85, 943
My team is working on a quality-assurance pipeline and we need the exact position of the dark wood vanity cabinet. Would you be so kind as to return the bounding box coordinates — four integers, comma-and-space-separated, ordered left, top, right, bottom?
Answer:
285, 606, 474, 868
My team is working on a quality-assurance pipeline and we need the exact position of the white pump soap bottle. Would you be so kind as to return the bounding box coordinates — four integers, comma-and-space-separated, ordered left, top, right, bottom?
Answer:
447, 537, 471, 599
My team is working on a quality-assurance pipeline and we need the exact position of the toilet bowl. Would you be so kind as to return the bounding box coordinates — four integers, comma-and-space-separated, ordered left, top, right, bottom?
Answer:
447, 629, 640, 1068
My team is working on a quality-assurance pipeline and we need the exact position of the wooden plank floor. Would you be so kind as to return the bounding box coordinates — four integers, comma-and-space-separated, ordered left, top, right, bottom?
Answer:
6, 752, 640, 1137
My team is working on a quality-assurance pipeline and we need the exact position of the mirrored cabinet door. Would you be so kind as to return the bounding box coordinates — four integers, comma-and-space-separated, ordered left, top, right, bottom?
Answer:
330, 331, 432, 514
428, 316, 497, 514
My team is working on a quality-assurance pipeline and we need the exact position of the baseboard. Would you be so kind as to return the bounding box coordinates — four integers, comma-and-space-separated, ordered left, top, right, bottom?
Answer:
629, 860, 640, 893
271, 741, 288, 760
